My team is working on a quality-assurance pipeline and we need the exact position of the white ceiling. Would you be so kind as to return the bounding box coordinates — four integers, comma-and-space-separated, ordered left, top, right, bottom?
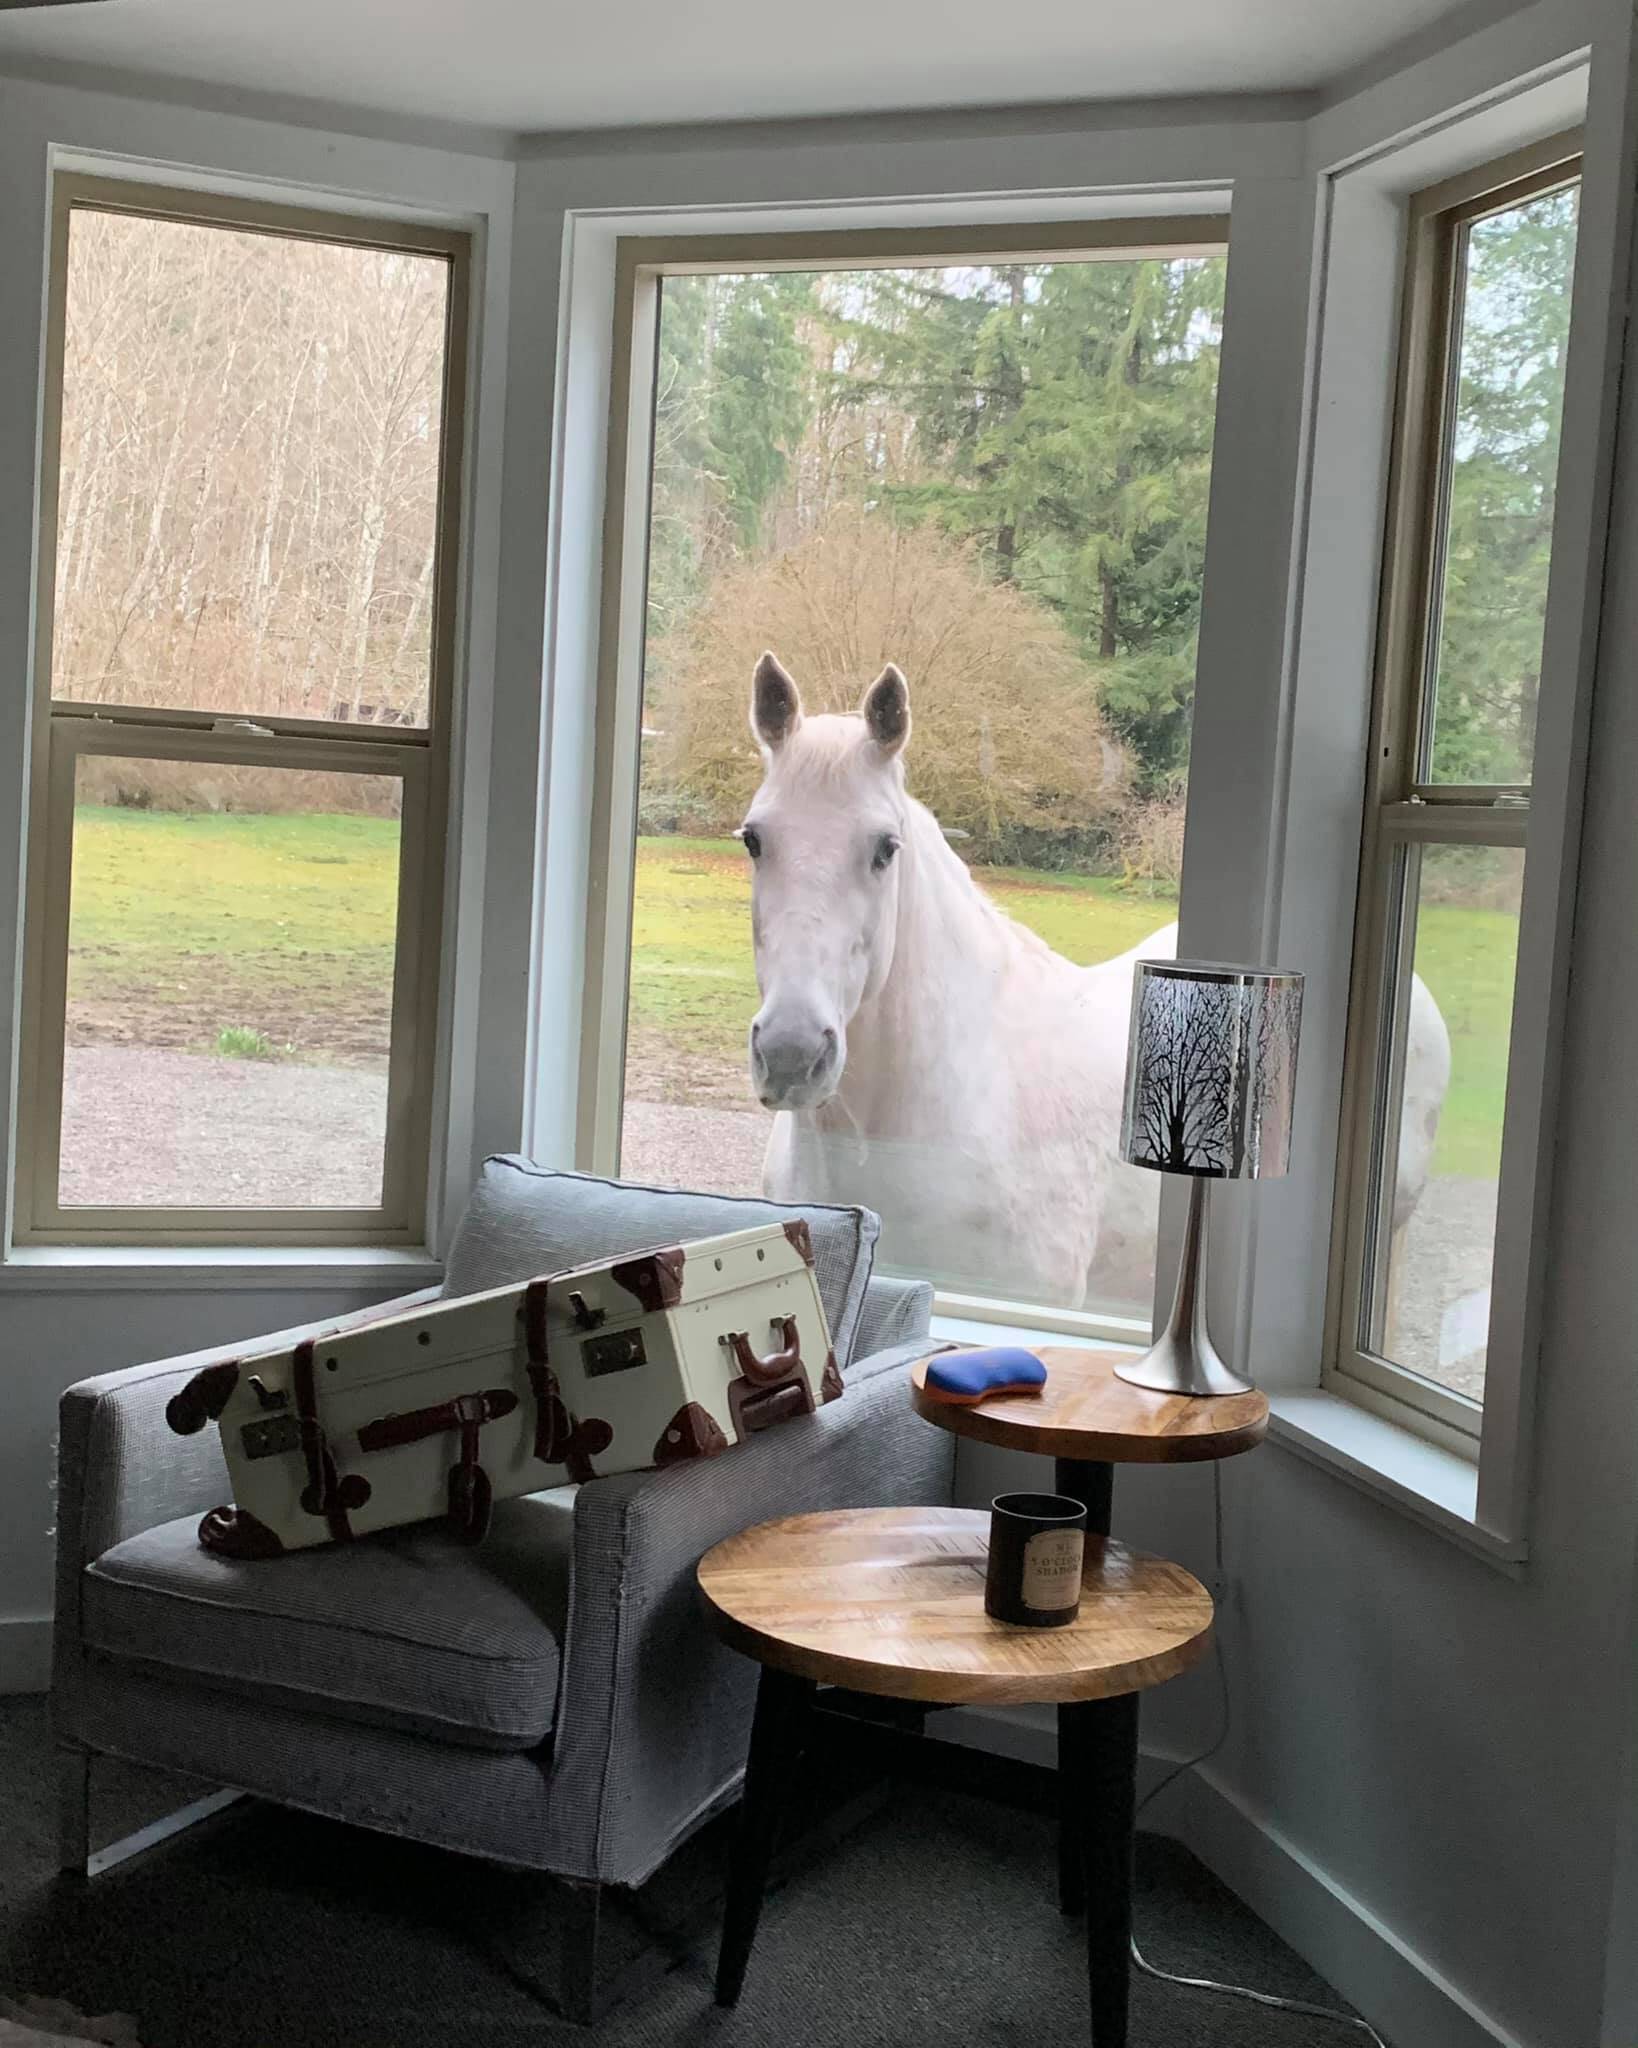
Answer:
0, 0, 1500, 135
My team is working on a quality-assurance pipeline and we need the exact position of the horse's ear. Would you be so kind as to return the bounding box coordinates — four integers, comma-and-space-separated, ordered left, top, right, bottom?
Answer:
751, 651, 803, 752
862, 664, 911, 757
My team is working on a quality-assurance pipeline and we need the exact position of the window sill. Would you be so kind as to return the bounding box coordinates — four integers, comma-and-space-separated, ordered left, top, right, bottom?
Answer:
930, 1309, 1139, 1354
0, 1245, 444, 1294
1267, 1390, 1525, 1573
929, 1311, 1525, 1573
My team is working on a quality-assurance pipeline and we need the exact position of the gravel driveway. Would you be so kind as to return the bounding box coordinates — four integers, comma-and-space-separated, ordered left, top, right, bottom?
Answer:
60, 1046, 390, 1210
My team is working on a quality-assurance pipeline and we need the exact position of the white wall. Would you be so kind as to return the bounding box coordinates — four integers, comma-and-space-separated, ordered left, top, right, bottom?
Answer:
0, 73, 521, 1664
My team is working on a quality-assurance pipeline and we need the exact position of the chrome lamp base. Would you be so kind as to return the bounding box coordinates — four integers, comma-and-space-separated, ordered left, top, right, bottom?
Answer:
1114, 1176, 1253, 1399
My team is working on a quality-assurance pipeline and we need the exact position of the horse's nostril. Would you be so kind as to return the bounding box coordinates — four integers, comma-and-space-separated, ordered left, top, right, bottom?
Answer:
750, 1021, 762, 1045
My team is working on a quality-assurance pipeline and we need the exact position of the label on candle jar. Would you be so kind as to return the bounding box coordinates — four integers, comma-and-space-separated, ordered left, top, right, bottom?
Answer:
1021, 1528, 1085, 1611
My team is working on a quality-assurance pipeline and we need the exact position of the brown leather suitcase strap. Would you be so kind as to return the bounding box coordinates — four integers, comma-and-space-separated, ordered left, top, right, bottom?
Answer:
355, 1388, 518, 1547
356, 1388, 518, 1453
522, 1278, 556, 1462
448, 1396, 495, 1545
519, 1277, 613, 1483
292, 1339, 369, 1544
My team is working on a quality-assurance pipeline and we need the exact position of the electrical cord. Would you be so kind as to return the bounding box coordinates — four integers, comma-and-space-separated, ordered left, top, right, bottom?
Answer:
1127, 1463, 1391, 2048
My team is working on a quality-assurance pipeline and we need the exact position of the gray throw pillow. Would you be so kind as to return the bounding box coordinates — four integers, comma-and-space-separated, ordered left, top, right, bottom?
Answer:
442, 1157, 880, 1365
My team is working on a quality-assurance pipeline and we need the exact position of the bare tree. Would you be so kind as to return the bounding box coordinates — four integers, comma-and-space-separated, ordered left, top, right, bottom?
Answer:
53, 211, 450, 749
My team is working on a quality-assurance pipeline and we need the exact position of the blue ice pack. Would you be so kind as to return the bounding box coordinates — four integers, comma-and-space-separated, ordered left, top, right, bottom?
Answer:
923, 1346, 1048, 1406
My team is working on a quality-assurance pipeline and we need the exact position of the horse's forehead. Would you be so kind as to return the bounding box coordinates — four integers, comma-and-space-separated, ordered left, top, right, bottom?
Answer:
756, 720, 901, 818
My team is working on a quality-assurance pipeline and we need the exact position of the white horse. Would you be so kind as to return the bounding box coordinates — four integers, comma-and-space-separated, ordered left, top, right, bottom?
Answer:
741, 651, 1451, 1311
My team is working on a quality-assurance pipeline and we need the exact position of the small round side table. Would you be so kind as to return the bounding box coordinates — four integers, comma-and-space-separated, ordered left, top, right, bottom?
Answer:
910, 1345, 1267, 1913
698, 1507, 1213, 2046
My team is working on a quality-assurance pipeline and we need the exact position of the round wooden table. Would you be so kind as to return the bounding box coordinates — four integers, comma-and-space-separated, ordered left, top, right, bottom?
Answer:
911, 1344, 1266, 1918
698, 1506, 1214, 2044
910, 1344, 1268, 1532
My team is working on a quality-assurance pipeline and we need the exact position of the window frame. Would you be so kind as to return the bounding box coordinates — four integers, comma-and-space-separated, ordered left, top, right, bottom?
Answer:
580, 216, 1227, 1343
14, 174, 470, 1248
1325, 134, 1582, 1449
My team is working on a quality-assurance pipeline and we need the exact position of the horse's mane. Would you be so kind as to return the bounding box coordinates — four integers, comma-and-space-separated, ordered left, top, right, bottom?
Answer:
899, 794, 1064, 966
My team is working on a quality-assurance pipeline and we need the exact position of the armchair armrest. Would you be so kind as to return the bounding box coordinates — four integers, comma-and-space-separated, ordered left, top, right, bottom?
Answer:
544, 1333, 956, 1887
52, 1286, 441, 1743
850, 1272, 933, 1365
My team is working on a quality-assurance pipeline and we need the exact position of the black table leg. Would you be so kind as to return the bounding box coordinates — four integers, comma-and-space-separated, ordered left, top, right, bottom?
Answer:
1055, 1455, 1114, 1537
1055, 1456, 1114, 1916
1061, 1691, 1140, 2047
716, 1666, 817, 2008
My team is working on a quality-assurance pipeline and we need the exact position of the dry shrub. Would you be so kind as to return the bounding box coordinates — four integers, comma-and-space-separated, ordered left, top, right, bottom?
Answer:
1114, 790, 1188, 890
643, 509, 1124, 863
76, 755, 402, 819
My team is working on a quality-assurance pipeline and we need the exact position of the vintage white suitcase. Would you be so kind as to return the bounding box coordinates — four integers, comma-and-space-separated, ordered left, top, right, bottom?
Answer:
165, 1220, 840, 1557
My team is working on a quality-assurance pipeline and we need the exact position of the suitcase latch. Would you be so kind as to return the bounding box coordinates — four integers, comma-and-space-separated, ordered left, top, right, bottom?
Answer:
581, 1327, 646, 1377
241, 1413, 303, 1461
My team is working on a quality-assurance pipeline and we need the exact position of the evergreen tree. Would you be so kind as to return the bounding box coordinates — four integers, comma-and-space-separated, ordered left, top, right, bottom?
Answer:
828, 256, 1224, 790
647, 272, 815, 646
1428, 184, 1578, 786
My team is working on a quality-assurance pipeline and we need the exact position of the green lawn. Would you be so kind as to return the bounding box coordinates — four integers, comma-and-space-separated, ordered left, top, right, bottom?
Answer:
66, 805, 400, 1064
629, 835, 1514, 1179
64, 814, 1515, 1176
1411, 902, 1519, 1179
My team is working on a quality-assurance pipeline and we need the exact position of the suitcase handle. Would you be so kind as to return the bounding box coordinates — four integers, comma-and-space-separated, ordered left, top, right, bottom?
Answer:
725, 1316, 803, 1387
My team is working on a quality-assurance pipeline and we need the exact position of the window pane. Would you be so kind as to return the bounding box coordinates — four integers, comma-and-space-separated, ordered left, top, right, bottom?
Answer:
1423, 183, 1578, 787
59, 758, 402, 1210
1367, 842, 1524, 1403
53, 208, 450, 727
620, 255, 1224, 1322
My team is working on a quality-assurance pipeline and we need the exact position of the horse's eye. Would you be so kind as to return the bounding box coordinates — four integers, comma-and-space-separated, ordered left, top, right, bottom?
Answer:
740, 827, 762, 861
872, 833, 900, 873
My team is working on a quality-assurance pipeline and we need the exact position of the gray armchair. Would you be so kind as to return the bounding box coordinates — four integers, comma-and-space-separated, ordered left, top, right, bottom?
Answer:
51, 1161, 954, 2020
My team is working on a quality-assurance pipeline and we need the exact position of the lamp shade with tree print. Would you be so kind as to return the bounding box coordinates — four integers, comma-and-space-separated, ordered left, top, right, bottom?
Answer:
1120, 962, 1304, 1181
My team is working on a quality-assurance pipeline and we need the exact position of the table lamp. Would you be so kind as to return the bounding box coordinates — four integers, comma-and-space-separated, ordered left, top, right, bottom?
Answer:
1115, 960, 1304, 1397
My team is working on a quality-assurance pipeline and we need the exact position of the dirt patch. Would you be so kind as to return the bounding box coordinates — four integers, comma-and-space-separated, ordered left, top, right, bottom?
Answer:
66, 968, 391, 1069
623, 1031, 749, 1111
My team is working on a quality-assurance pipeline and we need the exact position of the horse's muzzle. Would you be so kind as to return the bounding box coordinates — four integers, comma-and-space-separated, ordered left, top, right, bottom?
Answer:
749, 1015, 842, 1110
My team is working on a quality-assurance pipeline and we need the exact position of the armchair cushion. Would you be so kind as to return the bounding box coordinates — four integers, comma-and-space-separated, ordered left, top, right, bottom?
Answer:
443, 1157, 880, 1364
81, 1504, 572, 1753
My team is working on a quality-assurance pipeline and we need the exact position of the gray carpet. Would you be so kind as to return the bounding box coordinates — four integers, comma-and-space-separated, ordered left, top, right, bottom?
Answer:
0, 1697, 1372, 2047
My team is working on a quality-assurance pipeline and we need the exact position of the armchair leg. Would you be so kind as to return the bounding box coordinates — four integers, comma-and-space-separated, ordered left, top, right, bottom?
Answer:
55, 1747, 242, 1880
57, 1750, 91, 1878
558, 1879, 604, 2027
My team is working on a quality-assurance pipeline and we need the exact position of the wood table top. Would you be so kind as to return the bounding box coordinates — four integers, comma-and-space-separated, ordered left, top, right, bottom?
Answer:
697, 1506, 1214, 1706
910, 1346, 1269, 1465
